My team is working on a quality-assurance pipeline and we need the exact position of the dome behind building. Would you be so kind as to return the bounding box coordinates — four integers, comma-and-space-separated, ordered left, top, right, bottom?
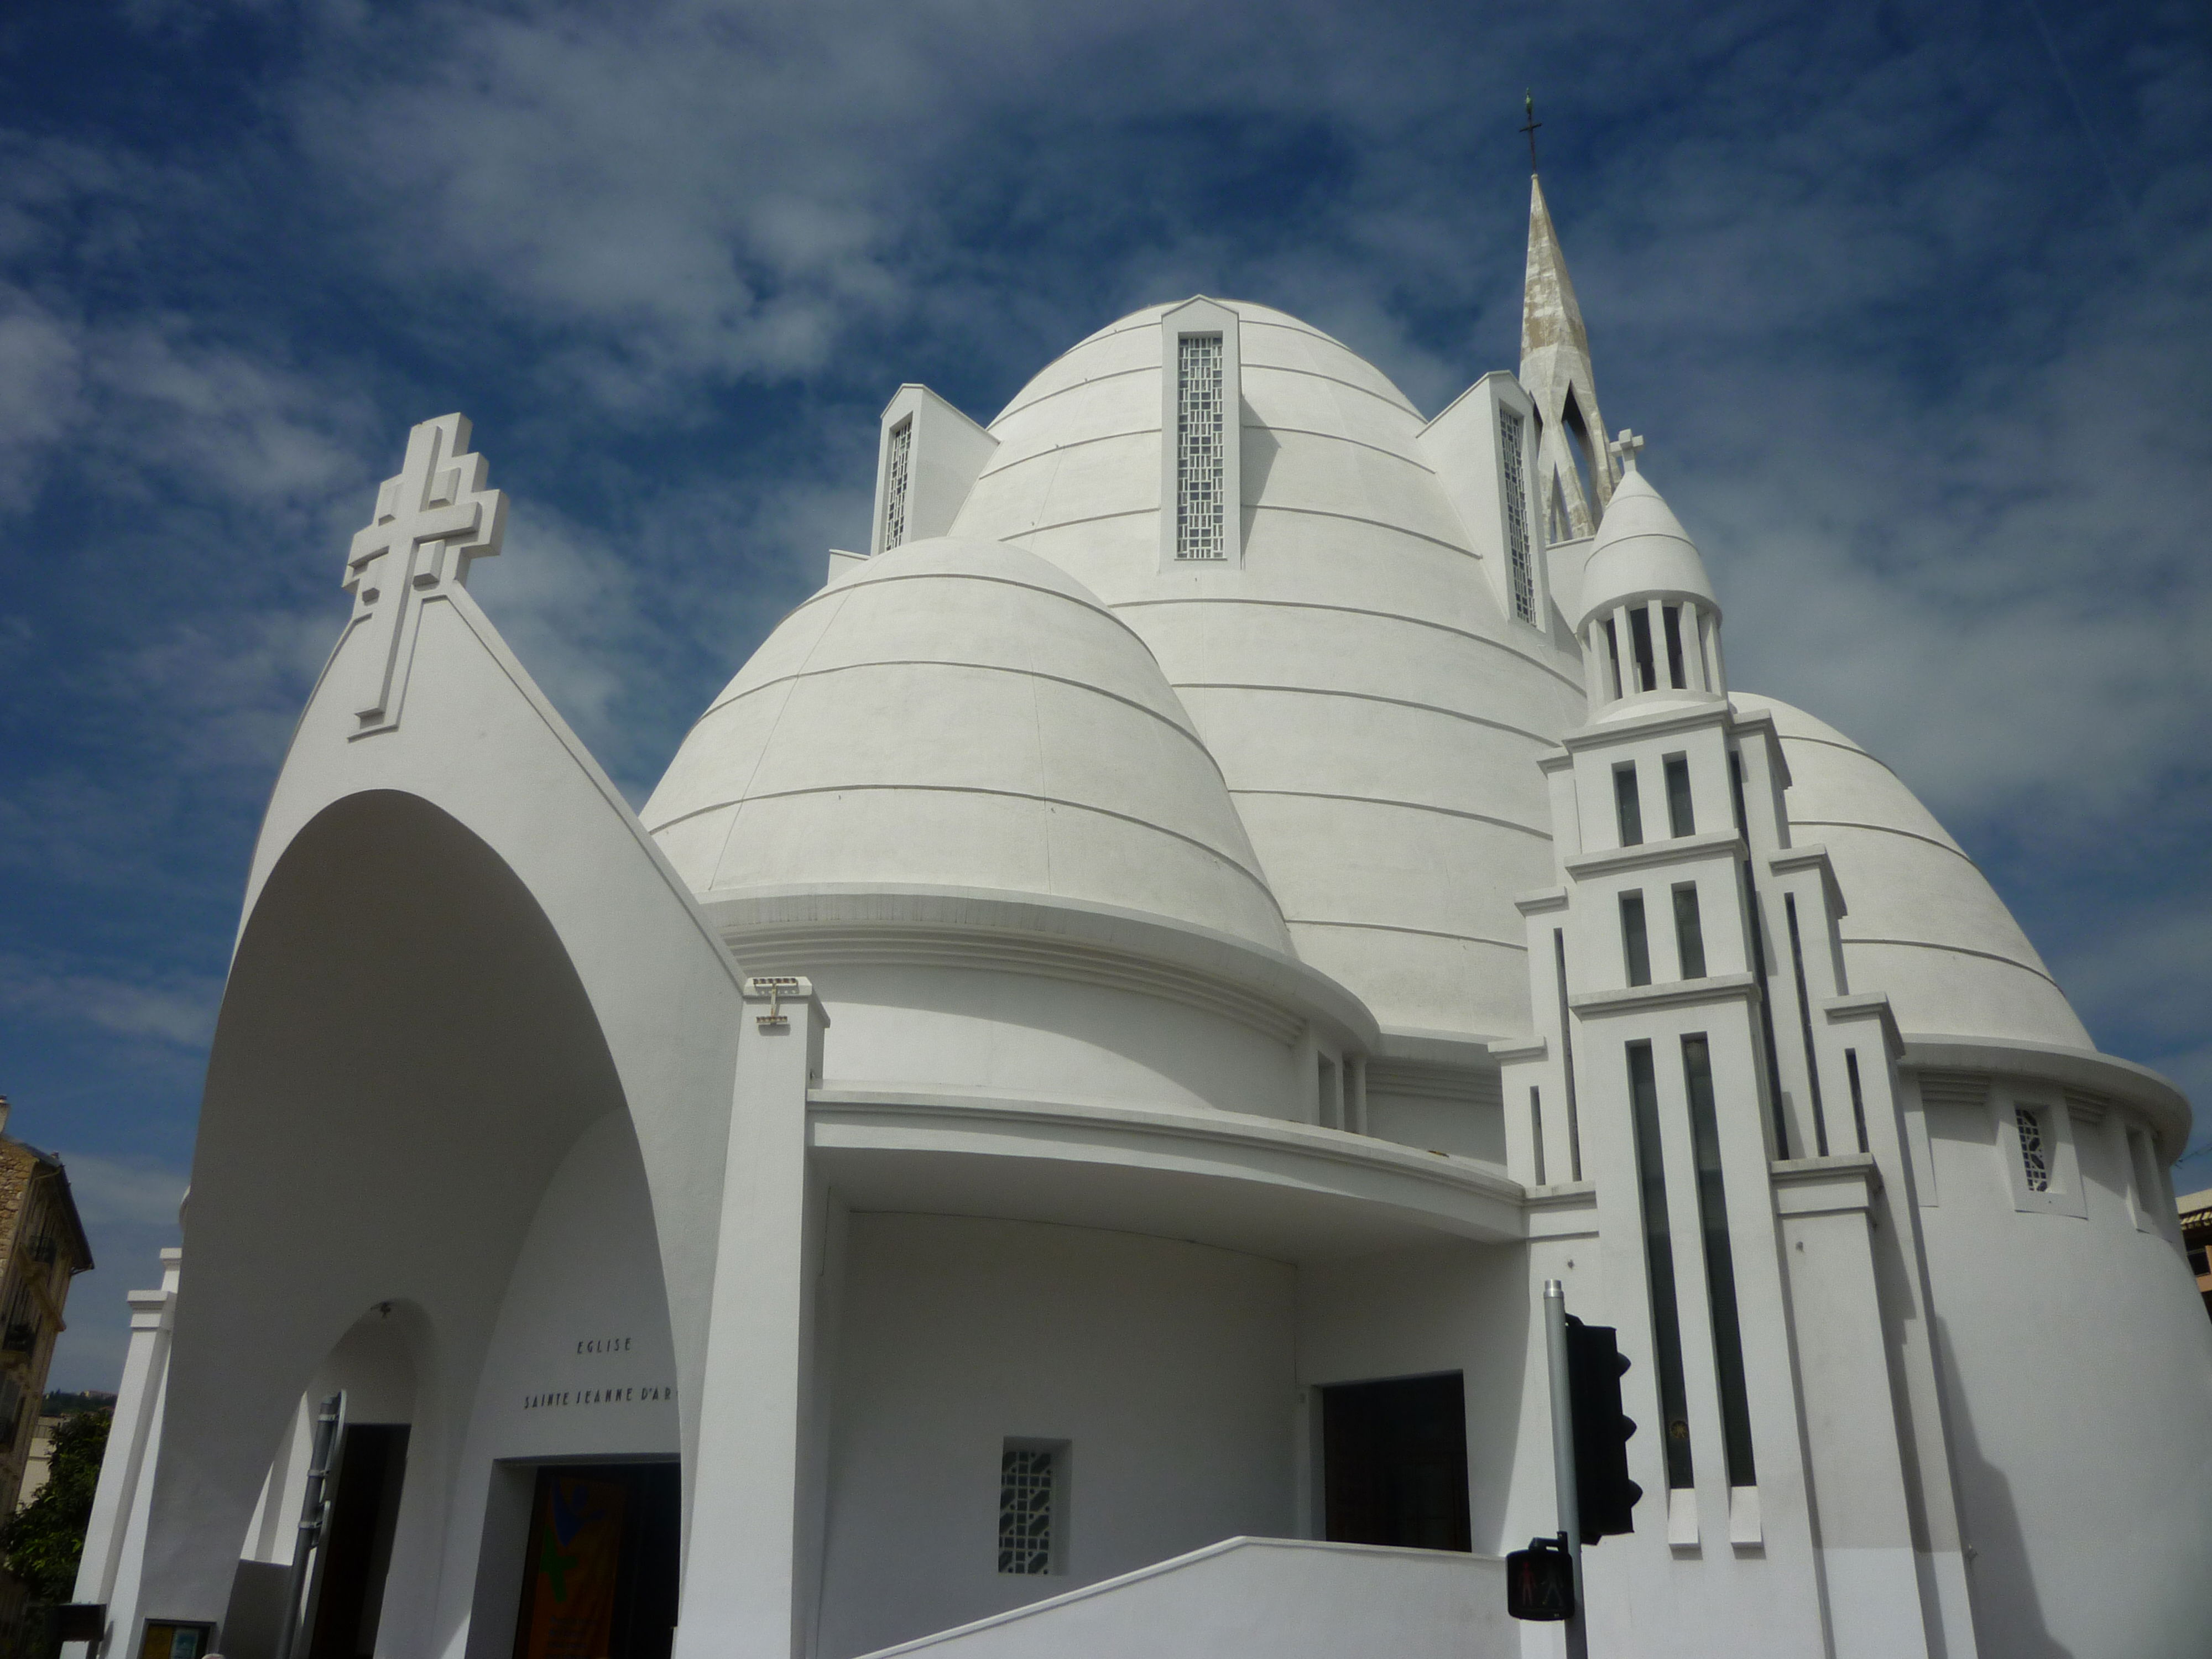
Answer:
950, 300, 1589, 1039
1735, 693, 2092, 1050
641, 536, 1293, 957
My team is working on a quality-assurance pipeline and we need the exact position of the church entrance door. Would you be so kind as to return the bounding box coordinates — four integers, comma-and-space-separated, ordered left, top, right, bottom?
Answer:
511, 1463, 680, 1659
1320, 1372, 1473, 1552
304, 1423, 409, 1659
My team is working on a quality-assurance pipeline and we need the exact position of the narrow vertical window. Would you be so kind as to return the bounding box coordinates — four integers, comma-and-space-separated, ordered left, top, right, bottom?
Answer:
1530, 1087, 1547, 1186
1627, 607, 1657, 692
1844, 1050, 1870, 1154
998, 1443, 1058, 1574
1662, 604, 1687, 689
1614, 763, 1644, 847
1742, 874, 1787, 1158
1627, 1042, 1694, 1491
1500, 409, 1536, 623
881, 416, 913, 551
1783, 894, 1829, 1156
1621, 892, 1652, 987
1603, 618, 1623, 699
2016, 1107, 2051, 1193
1553, 931, 1583, 1182
1175, 333, 1226, 560
1683, 1036, 1756, 1486
1665, 755, 1694, 838
1728, 749, 1750, 837
1672, 884, 1707, 979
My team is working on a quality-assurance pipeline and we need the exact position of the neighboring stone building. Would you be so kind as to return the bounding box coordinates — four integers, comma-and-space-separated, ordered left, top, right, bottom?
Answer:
71, 175, 2212, 1659
0, 1102, 92, 1515
2179, 1187, 2212, 1318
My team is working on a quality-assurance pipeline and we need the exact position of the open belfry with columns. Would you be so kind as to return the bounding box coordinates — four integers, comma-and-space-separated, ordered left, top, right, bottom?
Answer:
72, 172, 2212, 1659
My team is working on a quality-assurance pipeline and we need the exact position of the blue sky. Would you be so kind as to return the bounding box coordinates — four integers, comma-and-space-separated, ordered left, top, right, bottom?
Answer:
3, 0, 2206, 1389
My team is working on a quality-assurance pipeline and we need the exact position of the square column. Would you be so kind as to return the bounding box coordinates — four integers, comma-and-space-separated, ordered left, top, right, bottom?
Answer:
676, 977, 830, 1659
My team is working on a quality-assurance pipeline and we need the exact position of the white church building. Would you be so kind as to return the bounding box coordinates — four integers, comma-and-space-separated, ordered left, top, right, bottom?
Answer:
72, 178, 2212, 1659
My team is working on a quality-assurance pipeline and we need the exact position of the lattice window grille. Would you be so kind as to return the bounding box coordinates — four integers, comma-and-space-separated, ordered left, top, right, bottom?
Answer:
881, 418, 914, 550
998, 1446, 1054, 1574
2016, 1106, 2052, 1193
1176, 333, 1226, 560
1500, 409, 1536, 622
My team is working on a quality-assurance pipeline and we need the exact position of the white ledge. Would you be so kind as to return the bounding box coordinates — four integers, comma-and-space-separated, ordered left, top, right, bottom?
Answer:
1564, 831, 1745, 881
1569, 973, 1760, 1018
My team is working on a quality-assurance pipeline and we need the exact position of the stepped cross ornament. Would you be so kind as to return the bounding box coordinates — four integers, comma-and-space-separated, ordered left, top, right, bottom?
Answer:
340, 414, 507, 736
1609, 429, 1645, 476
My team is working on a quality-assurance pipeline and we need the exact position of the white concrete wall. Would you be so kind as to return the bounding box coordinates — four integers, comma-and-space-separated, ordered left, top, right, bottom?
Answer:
851, 1536, 1513, 1659
1915, 1078, 2212, 1659
816, 1214, 1297, 1658
813, 964, 1303, 1121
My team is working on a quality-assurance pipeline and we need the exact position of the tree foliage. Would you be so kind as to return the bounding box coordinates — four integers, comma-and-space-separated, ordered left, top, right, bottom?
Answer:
3, 1411, 109, 1601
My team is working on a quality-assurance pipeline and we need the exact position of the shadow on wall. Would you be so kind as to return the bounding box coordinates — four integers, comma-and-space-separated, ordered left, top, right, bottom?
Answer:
1933, 1314, 2072, 1659
1239, 413, 1279, 543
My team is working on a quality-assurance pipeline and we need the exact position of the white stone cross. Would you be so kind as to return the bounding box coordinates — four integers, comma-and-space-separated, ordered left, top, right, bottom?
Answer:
1608, 429, 1645, 474
341, 413, 507, 734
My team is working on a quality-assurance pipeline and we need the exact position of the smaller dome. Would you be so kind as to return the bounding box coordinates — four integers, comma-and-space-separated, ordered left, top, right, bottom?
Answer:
1733, 694, 2091, 1050
641, 536, 1292, 955
1576, 469, 1718, 630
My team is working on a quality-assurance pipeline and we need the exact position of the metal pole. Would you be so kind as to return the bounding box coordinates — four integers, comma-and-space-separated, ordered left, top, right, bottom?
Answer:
1544, 1280, 1590, 1659
274, 1394, 343, 1659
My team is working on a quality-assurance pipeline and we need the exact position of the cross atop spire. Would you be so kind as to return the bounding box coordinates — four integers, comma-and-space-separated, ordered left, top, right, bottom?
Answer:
1520, 176, 1615, 540
1608, 429, 1645, 474
1521, 91, 1542, 174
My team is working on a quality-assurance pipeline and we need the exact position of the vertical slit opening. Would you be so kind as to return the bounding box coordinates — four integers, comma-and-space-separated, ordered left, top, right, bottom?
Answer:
1683, 1036, 1757, 1486
1663, 604, 1686, 688
1621, 891, 1652, 987
1844, 1050, 1870, 1154
1628, 607, 1657, 692
1783, 894, 1829, 1156
1664, 755, 1694, 838
1627, 1041, 1694, 1490
1614, 762, 1644, 847
1553, 931, 1582, 1182
1530, 1087, 1547, 1186
1673, 884, 1707, 979
1603, 618, 1623, 700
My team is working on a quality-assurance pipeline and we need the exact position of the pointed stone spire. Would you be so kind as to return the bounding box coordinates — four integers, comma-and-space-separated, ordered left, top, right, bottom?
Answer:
1520, 175, 1615, 541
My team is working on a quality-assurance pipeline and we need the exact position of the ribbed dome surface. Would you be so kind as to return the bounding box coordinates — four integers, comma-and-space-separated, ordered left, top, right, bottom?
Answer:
1577, 469, 1717, 629
641, 536, 1292, 955
1734, 693, 2091, 1049
950, 300, 1590, 1038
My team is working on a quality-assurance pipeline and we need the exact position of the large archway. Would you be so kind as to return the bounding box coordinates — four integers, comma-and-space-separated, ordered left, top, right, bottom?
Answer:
138, 790, 674, 1657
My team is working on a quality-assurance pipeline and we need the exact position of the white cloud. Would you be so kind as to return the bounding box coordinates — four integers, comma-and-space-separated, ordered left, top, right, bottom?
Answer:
0, 956, 221, 1047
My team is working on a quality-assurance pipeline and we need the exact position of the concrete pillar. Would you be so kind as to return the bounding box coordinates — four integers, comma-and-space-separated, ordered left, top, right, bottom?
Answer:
70, 1250, 180, 1659
1582, 622, 1609, 707
1612, 605, 1637, 693
1705, 612, 1728, 696
676, 977, 829, 1659
1683, 603, 1709, 693
1648, 599, 1670, 690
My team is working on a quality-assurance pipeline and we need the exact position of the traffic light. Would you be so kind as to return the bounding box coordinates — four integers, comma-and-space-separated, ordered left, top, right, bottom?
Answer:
1505, 1534, 1575, 1621
1565, 1314, 1642, 1542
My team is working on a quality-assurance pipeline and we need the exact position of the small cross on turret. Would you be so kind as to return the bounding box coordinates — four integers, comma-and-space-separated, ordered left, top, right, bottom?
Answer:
341, 413, 507, 735
1608, 429, 1645, 476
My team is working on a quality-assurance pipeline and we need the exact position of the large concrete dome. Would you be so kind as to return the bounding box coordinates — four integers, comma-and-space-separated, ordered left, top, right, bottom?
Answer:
641, 535, 1292, 955
1734, 692, 2092, 1049
950, 300, 1590, 1039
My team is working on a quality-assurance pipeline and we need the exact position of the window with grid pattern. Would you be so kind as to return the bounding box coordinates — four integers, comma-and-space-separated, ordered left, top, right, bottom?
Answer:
2016, 1107, 2052, 1193
1176, 335, 1225, 559
998, 1445, 1055, 1574
881, 417, 913, 550
1500, 410, 1536, 621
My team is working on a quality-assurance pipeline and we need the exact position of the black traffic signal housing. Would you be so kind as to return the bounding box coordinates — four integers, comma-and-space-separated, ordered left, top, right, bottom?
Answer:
1566, 1314, 1642, 1543
1506, 1533, 1575, 1621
